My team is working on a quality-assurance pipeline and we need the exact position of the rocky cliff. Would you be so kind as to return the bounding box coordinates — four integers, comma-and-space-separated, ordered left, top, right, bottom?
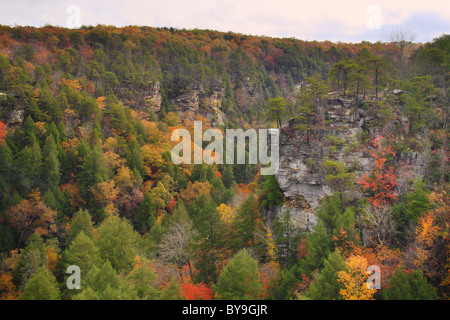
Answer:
274, 93, 427, 231
169, 82, 226, 126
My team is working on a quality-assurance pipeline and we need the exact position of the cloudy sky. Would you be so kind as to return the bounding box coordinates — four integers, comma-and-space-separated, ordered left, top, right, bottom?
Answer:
1, 0, 449, 42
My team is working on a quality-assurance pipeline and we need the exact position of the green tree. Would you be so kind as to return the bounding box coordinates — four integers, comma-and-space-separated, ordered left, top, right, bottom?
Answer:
19, 266, 60, 300
64, 231, 101, 276
41, 134, 61, 192
368, 55, 389, 98
305, 250, 346, 300
14, 232, 46, 290
295, 74, 329, 139
329, 58, 357, 95
189, 194, 225, 284
392, 179, 431, 245
65, 209, 95, 245
0, 142, 13, 210
16, 136, 42, 193
272, 210, 301, 267
232, 194, 261, 249
214, 249, 262, 300
78, 144, 111, 201
322, 159, 356, 205
135, 192, 157, 233
125, 259, 161, 300
73, 261, 124, 300
258, 174, 285, 208
382, 265, 438, 300
96, 215, 138, 274
266, 97, 288, 128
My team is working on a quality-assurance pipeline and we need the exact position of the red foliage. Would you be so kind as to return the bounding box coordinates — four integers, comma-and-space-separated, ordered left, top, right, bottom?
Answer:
357, 135, 398, 207
297, 238, 308, 260
166, 197, 177, 212
181, 282, 213, 300
0, 121, 7, 145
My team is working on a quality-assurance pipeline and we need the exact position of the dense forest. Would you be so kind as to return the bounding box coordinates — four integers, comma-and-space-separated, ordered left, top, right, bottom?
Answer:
0, 25, 448, 300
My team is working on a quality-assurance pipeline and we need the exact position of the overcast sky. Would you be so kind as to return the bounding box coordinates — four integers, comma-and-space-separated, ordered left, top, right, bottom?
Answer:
1, 0, 449, 42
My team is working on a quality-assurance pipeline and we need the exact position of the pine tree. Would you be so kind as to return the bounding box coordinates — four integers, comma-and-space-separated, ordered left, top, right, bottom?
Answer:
0, 142, 13, 210
233, 194, 261, 249
266, 97, 288, 128
16, 135, 42, 193
41, 134, 61, 192
125, 258, 161, 300
64, 231, 101, 276
135, 192, 157, 232
74, 261, 124, 300
96, 215, 138, 274
272, 210, 301, 267
78, 144, 111, 206
19, 266, 60, 300
214, 249, 262, 300
65, 209, 95, 245
306, 250, 347, 300
382, 265, 438, 300
189, 194, 225, 284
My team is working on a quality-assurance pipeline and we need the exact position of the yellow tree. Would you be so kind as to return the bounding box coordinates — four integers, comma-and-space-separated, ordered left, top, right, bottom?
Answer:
179, 181, 211, 206
217, 203, 236, 224
337, 255, 376, 300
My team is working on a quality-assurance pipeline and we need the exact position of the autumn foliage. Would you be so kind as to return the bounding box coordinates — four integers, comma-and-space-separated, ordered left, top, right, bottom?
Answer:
358, 135, 398, 207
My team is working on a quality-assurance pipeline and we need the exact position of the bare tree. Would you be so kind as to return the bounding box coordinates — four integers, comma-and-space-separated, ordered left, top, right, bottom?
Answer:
158, 221, 196, 279
390, 29, 417, 78
359, 204, 397, 246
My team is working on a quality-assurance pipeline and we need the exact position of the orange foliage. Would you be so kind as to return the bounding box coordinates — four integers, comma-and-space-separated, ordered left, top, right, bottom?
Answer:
59, 78, 83, 92
259, 261, 279, 299
358, 135, 398, 207
45, 246, 59, 272
4, 199, 57, 247
333, 228, 362, 258
0, 272, 19, 300
179, 181, 211, 206
337, 255, 376, 300
61, 182, 85, 207
181, 282, 213, 300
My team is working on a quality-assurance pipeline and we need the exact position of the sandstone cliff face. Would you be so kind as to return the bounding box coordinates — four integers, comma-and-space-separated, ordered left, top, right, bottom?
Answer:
171, 82, 226, 126
144, 81, 162, 112
274, 95, 426, 231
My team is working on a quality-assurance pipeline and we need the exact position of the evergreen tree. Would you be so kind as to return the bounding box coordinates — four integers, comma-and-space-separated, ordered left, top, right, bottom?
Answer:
272, 210, 301, 267
135, 192, 157, 233
189, 194, 225, 284
382, 265, 438, 300
74, 261, 124, 300
19, 266, 60, 300
0, 142, 13, 210
96, 215, 138, 274
65, 209, 95, 245
78, 144, 110, 206
64, 231, 101, 276
258, 175, 285, 208
214, 249, 262, 300
221, 165, 235, 189
266, 97, 288, 128
41, 134, 61, 192
14, 232, 46, 290
125, 259, 161, 300
305, 250, 347, 300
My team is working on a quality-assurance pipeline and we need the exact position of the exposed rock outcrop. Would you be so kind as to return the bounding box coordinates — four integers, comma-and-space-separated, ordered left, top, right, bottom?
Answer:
273, 95, 426, 232
144, 81, 162, 112
171, 83, 226, 126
